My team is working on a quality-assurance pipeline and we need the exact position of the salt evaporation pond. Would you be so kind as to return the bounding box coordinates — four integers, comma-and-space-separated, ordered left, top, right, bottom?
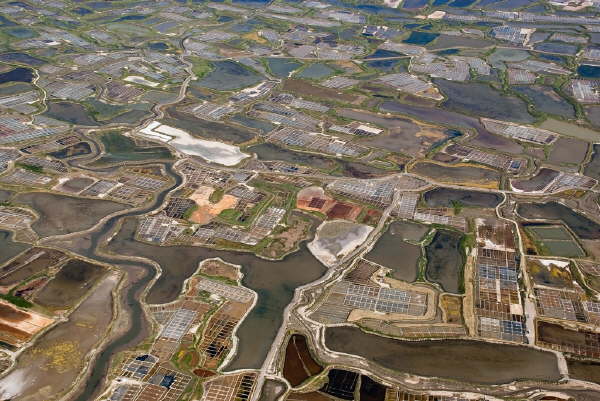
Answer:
138, 121, 249, 166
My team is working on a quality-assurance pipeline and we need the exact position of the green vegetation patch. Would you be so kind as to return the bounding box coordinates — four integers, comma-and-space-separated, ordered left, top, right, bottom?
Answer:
218, 208, 243, 224
16, 163, 43, 173
0, 293, 32, 308
188, 57, 213, 79
209, 188, 224, 203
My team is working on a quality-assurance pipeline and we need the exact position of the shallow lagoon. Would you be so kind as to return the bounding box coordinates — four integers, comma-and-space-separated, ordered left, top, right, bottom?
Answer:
517, 202, 600, 240
44, 102, 98, 126
0, 52, 45, 66
380, 101, 524, 155
199, 60, 263, 91
229, 113, 276, 134
488, 48, 529, 69
94, 131, 173, 165
578, 64, 600, 79
165, 108, 257, 144
4, 27, 37, 39
296, 63, 336, 79
434, 79, 535, 123
584, 144, 600, 181
513, 85, 574, 119
15, 192, 128, 238
0, 230, 29, 265
425, 229, 464, 293
411, 162, 501, 187
540, 119, 600, 142
249, 143, 337, 171
424, 187, 502, 208
325, 326, 560, 384
0, 67, 33, 84
401, 0, 428, 9
403, 31, 439, 45
265, 58, 302, 78
0, 82, 33, 96
534, 42, 577, 56
365, 221, 425, 282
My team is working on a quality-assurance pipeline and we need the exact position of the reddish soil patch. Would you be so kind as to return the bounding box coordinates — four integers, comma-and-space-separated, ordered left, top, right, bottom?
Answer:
327, 202, 361, 221
0, 301, 53, 346
283, 334, 323, 387
0, 303, 28, 321
296, 187, 335, 213
194, 368, 216, 378
309, 198, 326, 209
297, 187, 361, 221
0, 322, 30, 342
189, 186, 239, 225
13, 277, 49, 299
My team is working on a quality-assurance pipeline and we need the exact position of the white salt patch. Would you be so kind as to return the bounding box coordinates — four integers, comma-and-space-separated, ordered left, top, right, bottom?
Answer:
538, 258, 570, 268
0, 368, 27, 399
138, 121, 249, 166
308, 221, 373, 267
124, 75, 159, 87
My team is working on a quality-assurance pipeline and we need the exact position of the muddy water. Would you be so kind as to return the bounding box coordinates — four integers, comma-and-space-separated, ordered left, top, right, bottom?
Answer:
53, 159, 322, 399
105, 218, 326, 370
69, 163, 183, 401
14, 192, 128, 238
517, 201, 600, 240
325, 326, 561, 384
0, 274, 118, 400
425, 229, 464, 293
584, 144, 600, 181
423, 188, 502, 208
0, 230, 29, 265
379, 101, 523, 154
540, 119, 600, 142
433, 79, 534, 123
365, 222, 424, 282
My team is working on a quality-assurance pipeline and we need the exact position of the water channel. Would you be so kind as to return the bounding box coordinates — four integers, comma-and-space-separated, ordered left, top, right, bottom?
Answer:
70, 161, 327, 399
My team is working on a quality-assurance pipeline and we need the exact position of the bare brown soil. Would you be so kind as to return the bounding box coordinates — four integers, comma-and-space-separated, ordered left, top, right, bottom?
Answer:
537, 321, 587, 346
286, 391, 332, 401
283, 79, 362, 104
440, 294, 463, 324
189, 186, 238, 225
193, 368, 216, 378
200, 259, 240, 282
